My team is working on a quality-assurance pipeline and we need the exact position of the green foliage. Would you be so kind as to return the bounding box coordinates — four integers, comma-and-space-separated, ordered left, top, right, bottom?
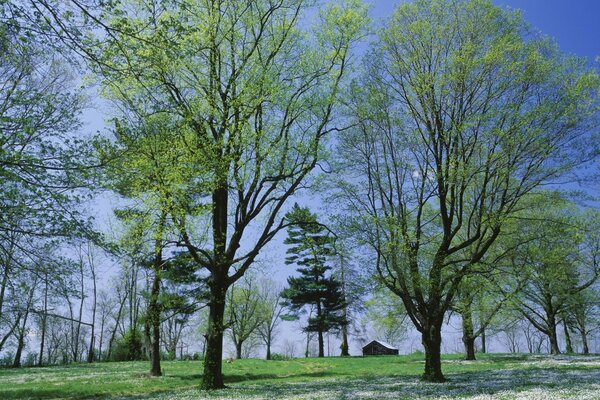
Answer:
110, 329, 145, 362
281, 204, 346, 335
363, 289, 407, 346
0, 2, 92, 238
269, 353, 293, 361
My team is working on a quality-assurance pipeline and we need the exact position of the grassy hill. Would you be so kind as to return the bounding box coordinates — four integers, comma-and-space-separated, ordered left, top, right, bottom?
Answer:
1, 353, 599, 399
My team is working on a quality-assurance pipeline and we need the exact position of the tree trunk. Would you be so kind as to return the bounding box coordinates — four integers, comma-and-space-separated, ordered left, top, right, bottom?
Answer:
266, 338, 271, 360
548, 323, 560, 355
581, 330, 589, 355
149, 271, 162, 376
38, 276, 48, 367
202, 280, 227, 389
339, 254, 350, 357
422, 325, 445, 382
563, 321, 573, 354
481, 327, 486, 353
235, 341, 243, 359
13, 312, 29, 368
340, 326, 349, 357
88, 253, 98, 363
316, 300, 324, 358
317, 330, 324, 358
461, 304, 476, 360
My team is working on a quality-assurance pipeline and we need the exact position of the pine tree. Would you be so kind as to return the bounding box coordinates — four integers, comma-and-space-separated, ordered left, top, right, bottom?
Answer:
281, 204, 346, 357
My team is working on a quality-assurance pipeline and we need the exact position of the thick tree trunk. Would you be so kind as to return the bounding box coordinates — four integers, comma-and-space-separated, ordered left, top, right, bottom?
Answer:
235, 341, 243, 359
422, 326, 445, 382
548, 323, 560, 355
202, 281, 227, 389
480, 327, 486, 353
461, 304, 476, 360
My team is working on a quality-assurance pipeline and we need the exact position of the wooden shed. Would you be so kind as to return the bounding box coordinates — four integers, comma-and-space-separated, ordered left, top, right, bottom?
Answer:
362, 340, 399, 356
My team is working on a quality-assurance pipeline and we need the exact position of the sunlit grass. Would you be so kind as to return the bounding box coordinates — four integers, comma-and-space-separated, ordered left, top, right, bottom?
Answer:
0, 353, 598, 399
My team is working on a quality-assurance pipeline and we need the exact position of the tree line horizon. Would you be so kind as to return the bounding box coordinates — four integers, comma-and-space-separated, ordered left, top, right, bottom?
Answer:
1, 0, 599, 389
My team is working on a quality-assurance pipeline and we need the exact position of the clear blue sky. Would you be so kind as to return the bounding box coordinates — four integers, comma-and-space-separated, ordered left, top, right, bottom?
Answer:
370, 0, 600, 62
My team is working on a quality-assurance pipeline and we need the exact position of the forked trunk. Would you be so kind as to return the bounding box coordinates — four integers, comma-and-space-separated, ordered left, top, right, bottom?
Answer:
581, 330, 589, 355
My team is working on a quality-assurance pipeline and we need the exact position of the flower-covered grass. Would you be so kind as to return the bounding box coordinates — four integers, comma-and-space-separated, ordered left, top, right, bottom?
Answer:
0, 353, 598, 399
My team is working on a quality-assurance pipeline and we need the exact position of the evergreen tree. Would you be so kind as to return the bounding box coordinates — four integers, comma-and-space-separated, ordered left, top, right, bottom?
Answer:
281, 204, 346, 358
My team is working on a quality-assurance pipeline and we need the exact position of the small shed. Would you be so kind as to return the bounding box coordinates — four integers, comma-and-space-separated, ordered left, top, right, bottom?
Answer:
362, 340, 399, 356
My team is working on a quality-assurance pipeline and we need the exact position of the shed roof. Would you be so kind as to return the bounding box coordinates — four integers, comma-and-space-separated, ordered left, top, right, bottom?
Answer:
362, 340, 398, 350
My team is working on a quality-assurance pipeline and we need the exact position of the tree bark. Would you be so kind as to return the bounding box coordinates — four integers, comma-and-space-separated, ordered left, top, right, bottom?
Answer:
13, 310, 30, 368
317, 329, 324, 358
202, 277, 227, 389
38, 275, 48, 366
548, 319, 560, 355
339, 254, 350, 357
563, 321, 573, 354
149, 271, 162, 376
480, 327, 486, 353
265, 338, 271, 360
235, 341, 243, 359
581, 330, 589, 355
422, 325, 445, 382
461, 303, 476, 360
88, 250, 98, 363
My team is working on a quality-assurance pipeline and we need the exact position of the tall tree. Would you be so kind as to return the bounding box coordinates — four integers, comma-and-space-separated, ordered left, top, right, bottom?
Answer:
88, 0, 368, 388
336, 0, 599, 381
281, 204, 347, 358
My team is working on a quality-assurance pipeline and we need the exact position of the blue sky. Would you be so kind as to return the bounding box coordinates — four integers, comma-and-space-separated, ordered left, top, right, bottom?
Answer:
370, 0, 600, 62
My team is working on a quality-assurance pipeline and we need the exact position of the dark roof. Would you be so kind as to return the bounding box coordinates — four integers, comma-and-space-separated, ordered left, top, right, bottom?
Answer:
362, 340, 398, 350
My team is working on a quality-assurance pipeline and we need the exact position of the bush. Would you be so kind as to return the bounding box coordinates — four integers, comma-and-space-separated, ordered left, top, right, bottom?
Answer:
23, 352, 37, 367
0, 352, 14, 367
270, 353, 293, 361
110, 329, 145, 361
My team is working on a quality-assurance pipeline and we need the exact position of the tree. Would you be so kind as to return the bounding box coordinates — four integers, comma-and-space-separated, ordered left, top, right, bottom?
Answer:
336, 0, 599, 381
256, 278, 285, 360
226, 275, 264, 359
363, 288, 408, 348
0, 3, 91, 241
513, 200, 600, 354
87, 0, 368, 389
281, 204, 347, 358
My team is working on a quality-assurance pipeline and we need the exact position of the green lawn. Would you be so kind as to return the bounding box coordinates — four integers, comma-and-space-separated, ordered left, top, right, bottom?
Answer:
1, 353, 599, 399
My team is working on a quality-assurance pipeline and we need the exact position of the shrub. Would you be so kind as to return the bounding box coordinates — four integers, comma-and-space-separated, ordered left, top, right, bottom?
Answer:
110, 329, 145, 361
270, 353, 293, 361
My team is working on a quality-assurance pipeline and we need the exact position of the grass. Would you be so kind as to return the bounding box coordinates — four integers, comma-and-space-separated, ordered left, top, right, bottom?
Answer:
0, 353, 599, 399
